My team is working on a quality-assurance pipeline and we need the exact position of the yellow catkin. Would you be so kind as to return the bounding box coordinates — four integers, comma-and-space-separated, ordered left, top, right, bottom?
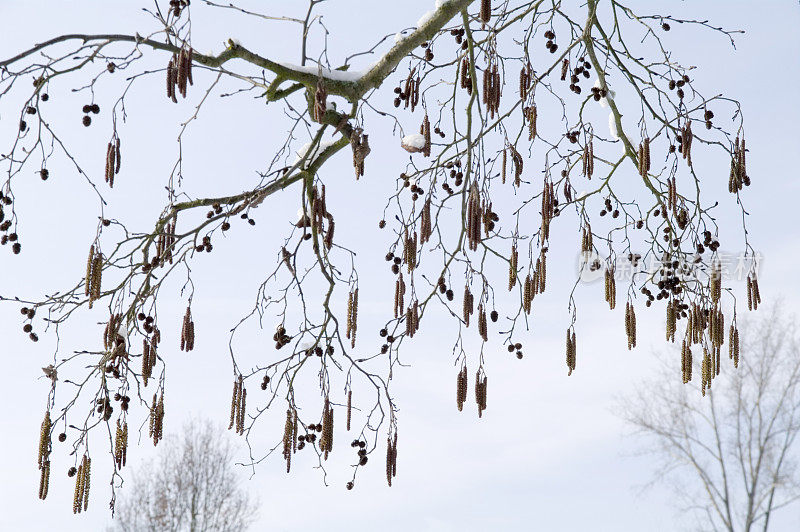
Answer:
681, 340, 692, 384
666, 301, 677, 342
38, 409, 51, 470
115, 419, 128, 469
38, 459, 50, 500
605, 266, 616, 310
350, 288, 359, 348
701, 349, 712, 396
73, 457, 84, 513
710, 261, 721, 304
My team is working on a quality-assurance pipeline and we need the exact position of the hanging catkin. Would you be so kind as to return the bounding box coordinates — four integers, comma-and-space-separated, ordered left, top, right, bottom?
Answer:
475, 370, 487, 417
456, 365, 468, 412
566, 328, 577, 375
508, 242, 518, 291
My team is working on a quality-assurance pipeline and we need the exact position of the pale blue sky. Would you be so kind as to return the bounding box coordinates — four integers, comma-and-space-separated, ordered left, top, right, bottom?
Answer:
0, 1, 798, 531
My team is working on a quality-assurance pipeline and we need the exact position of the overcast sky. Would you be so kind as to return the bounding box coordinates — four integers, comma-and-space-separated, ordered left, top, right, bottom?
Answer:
1, 1, 799, 531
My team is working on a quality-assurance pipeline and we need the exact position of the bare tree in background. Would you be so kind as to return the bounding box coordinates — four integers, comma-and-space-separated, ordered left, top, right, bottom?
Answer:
620, 304, 800, 532
109, 419, 257, 532
5, 0, 762, 512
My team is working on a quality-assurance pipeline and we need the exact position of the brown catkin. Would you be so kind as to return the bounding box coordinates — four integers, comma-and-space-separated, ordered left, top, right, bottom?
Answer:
385, 437, 392, 485
236, 388, 246, 435
313, 79, 328, 122
346, 391, 352, 431
523, 274, 533, 314
105, 141, 116, 187
167, 56, 178, 103
528, 105, 537, 140
566, 328, 577, 376
90, 253, 102, 307
282, 408, 293, 473
520, 61, 531, 100
177, 48, 188, 97
420, 198, 432, 244
394, 273, 406, 319
501, 148, 507, 184
85, 245, 95, 296
422, 114, 431, 157
463, 284, 473, 327
508, 243, 518, 291
456, 365, 468, 412
682, 121, 693, 167
480, 0, 491, 25
730, 325, 740, 368
180, 306, 194, 352
151, 392, 164, 445
320, 397, 334, 459
475, 370, 487, 418
478, 303, 488, 342
466, 182, 482, 251
509, 145, 523, 186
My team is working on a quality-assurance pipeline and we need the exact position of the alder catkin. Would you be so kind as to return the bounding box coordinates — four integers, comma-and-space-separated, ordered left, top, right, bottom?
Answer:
508, 243, 518, 291
480, 0, 491, 25
456, 365, 468, 412
346, 391, 352, 432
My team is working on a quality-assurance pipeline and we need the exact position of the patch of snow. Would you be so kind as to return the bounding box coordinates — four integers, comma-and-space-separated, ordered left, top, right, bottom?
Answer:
277, 61, 363, 83
298, 341, 313, 351
402, 133, 427, 150
394, 31, 407, 44
295, 139, 340, 168
297, 208, 305, 220
608, 112, 619, 140
417, 10, 435, 28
